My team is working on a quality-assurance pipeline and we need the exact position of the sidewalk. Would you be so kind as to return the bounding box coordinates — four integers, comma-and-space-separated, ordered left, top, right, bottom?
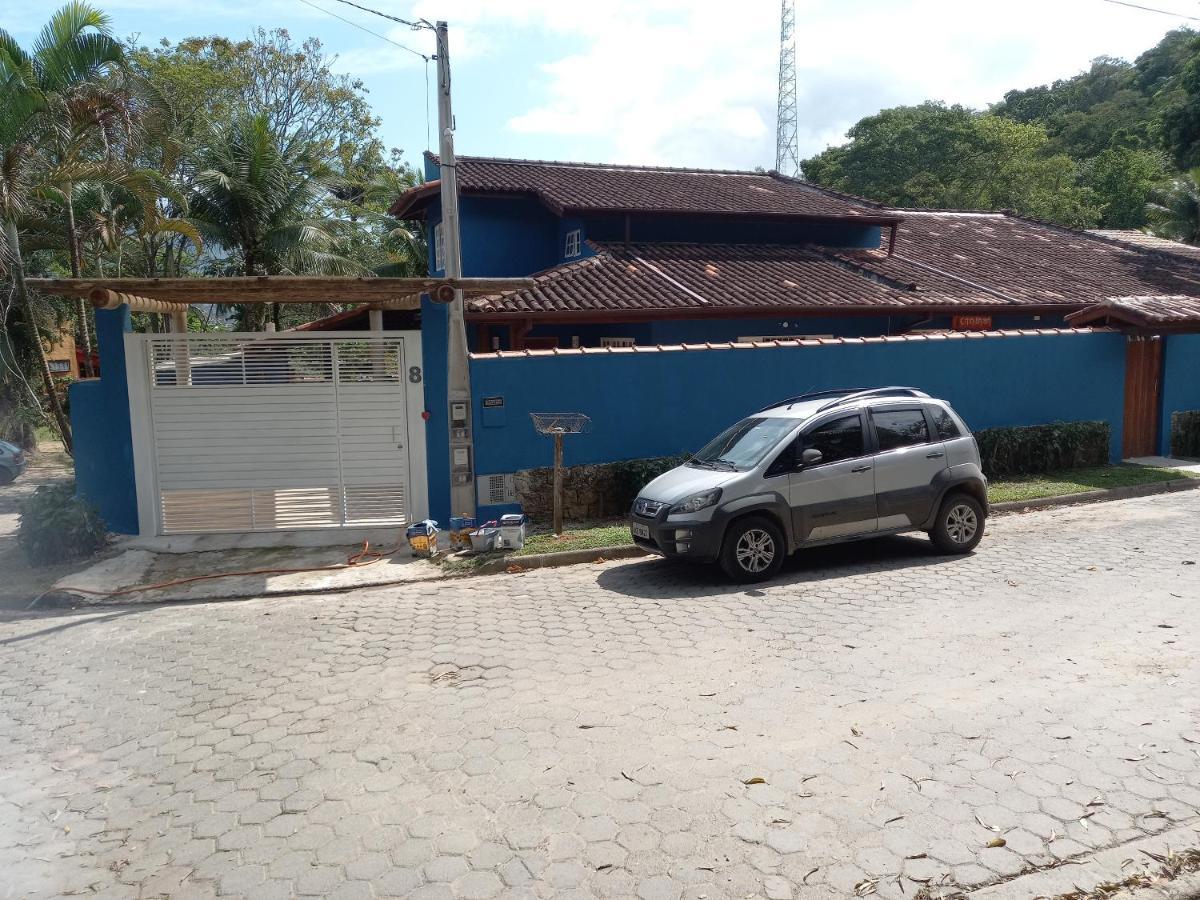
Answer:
44, 531, 441, 606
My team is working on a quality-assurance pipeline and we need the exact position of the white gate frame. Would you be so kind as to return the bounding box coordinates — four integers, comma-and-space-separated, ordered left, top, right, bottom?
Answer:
125, 330, 429, 537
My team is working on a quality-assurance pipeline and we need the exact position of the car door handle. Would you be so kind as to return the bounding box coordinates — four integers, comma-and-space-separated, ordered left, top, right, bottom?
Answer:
850, 465, 872, 473
926, 451, 945, 459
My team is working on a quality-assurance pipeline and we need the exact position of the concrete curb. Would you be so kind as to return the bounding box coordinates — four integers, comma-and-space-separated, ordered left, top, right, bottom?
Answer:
971, 822, 1200, 900
1120, 872, 1200, 900
466, 543, 648, 576
990, 477, 1200, 516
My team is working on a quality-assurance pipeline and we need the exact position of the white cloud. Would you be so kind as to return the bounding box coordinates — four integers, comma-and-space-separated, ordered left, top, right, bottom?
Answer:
401, 0, 1192, 170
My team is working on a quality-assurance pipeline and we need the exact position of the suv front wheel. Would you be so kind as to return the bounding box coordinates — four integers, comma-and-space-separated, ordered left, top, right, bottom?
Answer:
930, 493, 984, 554
720, 516, 786, 582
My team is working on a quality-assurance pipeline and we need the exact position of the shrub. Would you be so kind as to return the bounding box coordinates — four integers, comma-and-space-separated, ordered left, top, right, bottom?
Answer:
1171, 410, 1200, 458
974, 421, 1111, 478
17, 482, 107, 567
607, 455, 688, 509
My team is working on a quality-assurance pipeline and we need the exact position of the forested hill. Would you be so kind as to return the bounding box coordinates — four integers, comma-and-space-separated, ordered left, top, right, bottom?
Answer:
802, 28, 1200, 230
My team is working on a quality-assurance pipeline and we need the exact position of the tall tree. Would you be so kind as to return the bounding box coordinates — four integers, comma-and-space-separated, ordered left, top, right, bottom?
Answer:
2, 2, 128, 380
187, 113, 357, 330
1147, 170, 1200, 245
802, 103, 1098, 227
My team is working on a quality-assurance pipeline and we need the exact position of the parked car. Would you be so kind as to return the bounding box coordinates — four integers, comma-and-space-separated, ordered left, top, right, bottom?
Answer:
0, 439, 27, 485
629, 387, 987, 582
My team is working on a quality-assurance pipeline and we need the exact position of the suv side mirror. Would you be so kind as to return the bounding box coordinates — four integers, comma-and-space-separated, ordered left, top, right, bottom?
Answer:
800, 448, 823, 467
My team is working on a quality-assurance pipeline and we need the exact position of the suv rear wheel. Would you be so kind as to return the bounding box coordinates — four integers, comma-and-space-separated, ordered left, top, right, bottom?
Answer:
930, 493, 984, 554
720, 516, 786, 582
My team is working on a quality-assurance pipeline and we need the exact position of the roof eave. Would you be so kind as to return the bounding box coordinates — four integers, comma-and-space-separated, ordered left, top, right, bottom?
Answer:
388, 179, 441, 219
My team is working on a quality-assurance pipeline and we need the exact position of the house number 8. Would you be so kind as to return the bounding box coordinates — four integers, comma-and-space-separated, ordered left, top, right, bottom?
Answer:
408, 366, 422, 384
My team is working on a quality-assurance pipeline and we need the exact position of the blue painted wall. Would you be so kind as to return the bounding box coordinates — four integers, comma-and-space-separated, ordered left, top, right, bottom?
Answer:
69, 307, 138, 533
1160, 333, 1200, 456
470, 332, 1130, 512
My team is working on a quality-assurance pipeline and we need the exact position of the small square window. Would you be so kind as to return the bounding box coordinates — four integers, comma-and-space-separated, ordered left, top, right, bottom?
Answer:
434, 222, 445, 272
564, 229, 581, 258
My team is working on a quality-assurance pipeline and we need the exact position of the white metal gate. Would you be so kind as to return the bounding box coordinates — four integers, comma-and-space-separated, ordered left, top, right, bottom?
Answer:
134, 333, 425, 535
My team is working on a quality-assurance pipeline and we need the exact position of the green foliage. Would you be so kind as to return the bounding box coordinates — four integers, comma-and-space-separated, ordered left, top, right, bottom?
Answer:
804, 29, 1200, 229
1170, 410, 1200, 457
802, 103, 1099, 227
974, 422, 1111, 478
606, 456, 689, 510
17, 480, 106, 565
1147, 169, 1200, 243
1084, 147, 1171, 229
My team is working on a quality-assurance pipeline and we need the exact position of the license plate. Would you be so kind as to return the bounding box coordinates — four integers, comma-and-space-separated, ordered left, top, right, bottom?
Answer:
631, 522, 650, 539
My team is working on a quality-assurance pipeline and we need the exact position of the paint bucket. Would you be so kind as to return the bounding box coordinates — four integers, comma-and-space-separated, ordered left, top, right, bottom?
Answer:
448, 516, 476, 551
497, 513, 527, 550
406, 520, 441, 557
469, 523, 500, 552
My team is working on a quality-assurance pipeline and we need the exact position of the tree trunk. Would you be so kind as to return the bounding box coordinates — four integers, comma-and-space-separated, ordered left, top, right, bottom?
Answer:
64, 181, 96, 378
5, 219, 74, 453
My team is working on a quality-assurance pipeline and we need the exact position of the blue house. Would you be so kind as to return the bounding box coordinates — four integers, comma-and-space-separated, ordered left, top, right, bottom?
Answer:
44, 153, 1200, 538
304, 153, 1200, 350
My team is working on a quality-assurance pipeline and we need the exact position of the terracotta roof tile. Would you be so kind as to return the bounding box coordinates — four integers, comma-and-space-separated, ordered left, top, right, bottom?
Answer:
1066, 295, 1200, 328
1088, 229, 1200, 262
837, 212, 1200, 307
469, 242, 922, 316
393, 155, 899, 222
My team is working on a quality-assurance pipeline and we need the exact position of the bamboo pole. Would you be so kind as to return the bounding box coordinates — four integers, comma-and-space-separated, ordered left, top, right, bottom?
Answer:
89, 288, 189, 314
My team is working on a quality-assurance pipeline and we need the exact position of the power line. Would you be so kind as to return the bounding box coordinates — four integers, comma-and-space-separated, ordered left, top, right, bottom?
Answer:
1097, 0, 1200, 21
295, 0, 431, 59
327, 0, 433, 31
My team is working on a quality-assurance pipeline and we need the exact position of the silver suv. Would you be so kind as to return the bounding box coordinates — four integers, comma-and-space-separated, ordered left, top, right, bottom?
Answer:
629, 387, 987, 582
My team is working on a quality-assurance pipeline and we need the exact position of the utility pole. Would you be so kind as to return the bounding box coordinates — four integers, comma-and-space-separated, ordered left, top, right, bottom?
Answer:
434, 20, 476, 520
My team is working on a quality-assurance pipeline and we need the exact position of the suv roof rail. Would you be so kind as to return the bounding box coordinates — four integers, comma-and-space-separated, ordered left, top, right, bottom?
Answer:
758, 387, 869, 413
815, 386, 929, 413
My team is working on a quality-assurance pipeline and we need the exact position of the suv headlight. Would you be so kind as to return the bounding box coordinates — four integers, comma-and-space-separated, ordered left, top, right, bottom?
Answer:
670, 488, 722, 515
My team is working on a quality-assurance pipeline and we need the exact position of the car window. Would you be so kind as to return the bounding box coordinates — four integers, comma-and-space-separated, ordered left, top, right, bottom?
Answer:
691, 416, 800, 471
803, 414, 865, 464
873, 408, 930, 451
931, 407, 961, 440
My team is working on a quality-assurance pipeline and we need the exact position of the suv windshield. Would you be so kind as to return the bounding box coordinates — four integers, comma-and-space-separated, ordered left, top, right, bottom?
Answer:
690, 417, 799, 471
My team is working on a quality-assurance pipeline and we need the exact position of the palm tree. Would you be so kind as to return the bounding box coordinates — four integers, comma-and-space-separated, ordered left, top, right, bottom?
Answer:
2, 3, 130, 379
1147, 169, 1200, 245
0, 3, 127, 449
188, 114, 357, 330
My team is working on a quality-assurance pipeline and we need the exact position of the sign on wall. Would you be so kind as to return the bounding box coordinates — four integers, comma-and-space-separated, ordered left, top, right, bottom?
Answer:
953, 315, 993, 331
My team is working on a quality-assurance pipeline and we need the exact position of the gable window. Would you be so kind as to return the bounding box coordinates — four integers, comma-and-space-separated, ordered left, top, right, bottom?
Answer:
433, 222, 445, 272
564, 229, 581, 258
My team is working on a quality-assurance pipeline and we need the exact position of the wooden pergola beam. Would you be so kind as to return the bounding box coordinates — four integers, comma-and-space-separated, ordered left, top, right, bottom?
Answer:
27, 276, 533, 304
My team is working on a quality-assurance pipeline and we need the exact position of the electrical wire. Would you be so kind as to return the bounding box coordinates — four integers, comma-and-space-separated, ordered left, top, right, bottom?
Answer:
295, 0, 431, 59
1097, 0, 1200, 21
327, 0, 433, 31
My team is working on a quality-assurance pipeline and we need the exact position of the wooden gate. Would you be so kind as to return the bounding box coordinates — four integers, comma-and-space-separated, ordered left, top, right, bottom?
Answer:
1123, 336, 1163, 459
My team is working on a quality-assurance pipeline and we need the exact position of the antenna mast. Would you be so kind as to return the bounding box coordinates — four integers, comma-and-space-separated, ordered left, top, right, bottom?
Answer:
775, 0, 800, 178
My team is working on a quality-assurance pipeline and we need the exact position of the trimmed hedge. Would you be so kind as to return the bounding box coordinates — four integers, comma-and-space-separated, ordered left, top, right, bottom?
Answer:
974, 421, 1110, 478
1170, 410, 1200, 458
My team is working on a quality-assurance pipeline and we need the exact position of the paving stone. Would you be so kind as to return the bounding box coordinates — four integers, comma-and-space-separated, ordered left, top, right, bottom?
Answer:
3, 493, 1200, 899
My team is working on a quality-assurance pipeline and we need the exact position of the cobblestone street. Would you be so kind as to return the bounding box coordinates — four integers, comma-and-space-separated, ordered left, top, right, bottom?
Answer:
1, 493, 1198, 899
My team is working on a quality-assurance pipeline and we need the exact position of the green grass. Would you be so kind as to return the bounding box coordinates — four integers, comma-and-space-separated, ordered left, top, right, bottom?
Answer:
432, 523, 633, 574
987, 464, 1195, 504
513, 525, 632, 557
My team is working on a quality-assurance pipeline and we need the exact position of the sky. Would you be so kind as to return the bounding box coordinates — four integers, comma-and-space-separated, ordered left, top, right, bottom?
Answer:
4, 0, 1199, 172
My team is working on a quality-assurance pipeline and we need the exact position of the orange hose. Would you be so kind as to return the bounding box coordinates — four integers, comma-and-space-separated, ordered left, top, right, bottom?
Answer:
50, 540, 405, 600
